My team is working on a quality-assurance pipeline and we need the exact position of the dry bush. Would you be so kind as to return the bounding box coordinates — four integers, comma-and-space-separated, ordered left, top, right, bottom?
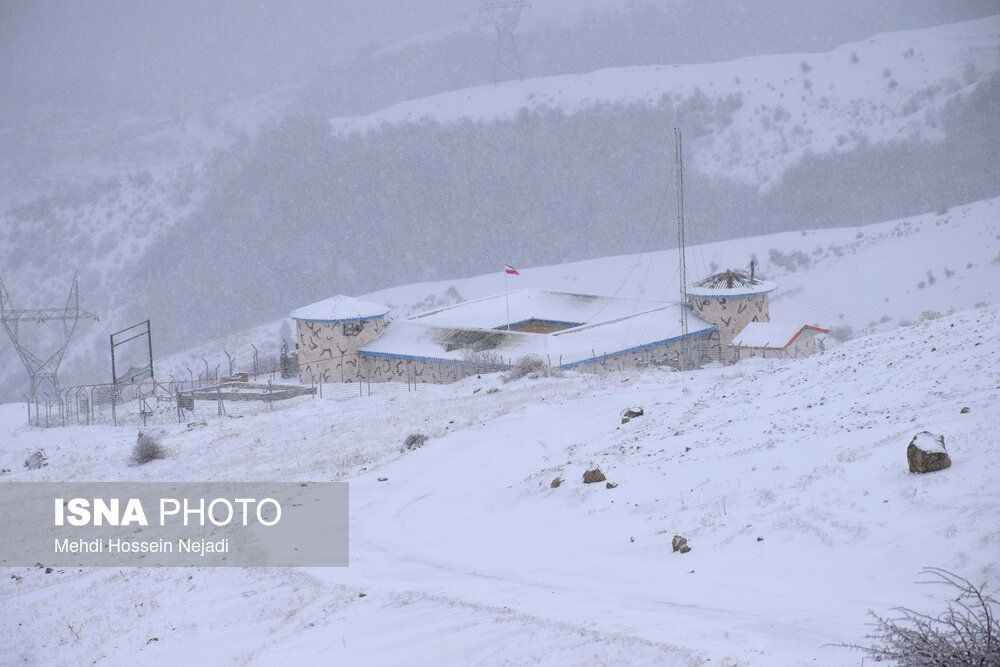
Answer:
132, 431, 167, 465
502, 355, 560, 383
461, 349, 506, 374
402, 433, 428, 451
846, 568, 999, 665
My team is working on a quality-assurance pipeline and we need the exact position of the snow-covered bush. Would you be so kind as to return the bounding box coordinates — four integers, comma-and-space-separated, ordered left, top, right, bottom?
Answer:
402, 433, 428, 451
502, 356, 560, 383
848, 568, 999, 665
461, 349, 506, 375
828, 325, 854, 342
132, 431, 167, 465
767, 248, 812, 272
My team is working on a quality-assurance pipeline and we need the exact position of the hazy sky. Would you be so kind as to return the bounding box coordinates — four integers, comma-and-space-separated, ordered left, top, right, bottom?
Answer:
3, 1, 996, 119
0, 1, 487, 121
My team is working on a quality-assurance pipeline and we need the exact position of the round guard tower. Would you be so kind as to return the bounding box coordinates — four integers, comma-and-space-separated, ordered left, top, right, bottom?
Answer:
687, 269, 776, 350
290, 295, 389, 383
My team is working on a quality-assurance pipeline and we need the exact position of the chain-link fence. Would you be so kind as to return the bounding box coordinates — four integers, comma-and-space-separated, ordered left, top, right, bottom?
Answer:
26, 372, 413, 429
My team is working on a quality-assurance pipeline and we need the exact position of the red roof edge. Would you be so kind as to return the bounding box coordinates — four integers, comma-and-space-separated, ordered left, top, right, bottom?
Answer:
785, 324, 830, 348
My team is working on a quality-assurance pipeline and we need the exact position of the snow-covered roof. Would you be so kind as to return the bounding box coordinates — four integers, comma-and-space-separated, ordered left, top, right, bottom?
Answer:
687, 269, 776, 298
290, 295, 389, 322
730, 322, 828, 349
359, 289, 716, 367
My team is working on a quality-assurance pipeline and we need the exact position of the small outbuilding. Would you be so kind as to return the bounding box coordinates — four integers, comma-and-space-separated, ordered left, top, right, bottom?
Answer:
730, 322, 828, 360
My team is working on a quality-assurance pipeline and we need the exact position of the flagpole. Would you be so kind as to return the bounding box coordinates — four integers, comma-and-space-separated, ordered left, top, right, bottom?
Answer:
504, 267, 511, 331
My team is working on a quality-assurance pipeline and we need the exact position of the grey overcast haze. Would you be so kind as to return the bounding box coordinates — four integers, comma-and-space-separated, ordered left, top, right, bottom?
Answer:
2, 2, 1000, 665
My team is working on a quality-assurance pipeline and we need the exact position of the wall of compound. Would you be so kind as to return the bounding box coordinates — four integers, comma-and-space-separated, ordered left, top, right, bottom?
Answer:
565, 331, 718, 373
360, 354, 479, 384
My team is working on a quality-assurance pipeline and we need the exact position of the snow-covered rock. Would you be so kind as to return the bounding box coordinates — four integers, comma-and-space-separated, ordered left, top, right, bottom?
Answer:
907, 431, 952, 473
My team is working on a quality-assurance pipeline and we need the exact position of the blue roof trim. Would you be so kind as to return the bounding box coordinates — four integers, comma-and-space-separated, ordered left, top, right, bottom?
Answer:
358, 349, 469, 365
359, 324, 716, 369
557, 326, 717, 369
292, 312, 388, 323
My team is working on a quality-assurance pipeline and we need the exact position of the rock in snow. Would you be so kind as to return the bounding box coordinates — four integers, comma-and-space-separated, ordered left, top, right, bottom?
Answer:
907, 431, 952, 473
621, 407, 644, 424
583, 467, 606, 484
672, 535, 691, 554
550, 477, 563, 488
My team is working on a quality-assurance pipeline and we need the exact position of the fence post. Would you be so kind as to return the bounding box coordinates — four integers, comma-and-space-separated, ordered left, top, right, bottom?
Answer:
267, 379, 273, 411
111, 391, 117, 427
216, 386, 223, 417
176, 387, 183, 423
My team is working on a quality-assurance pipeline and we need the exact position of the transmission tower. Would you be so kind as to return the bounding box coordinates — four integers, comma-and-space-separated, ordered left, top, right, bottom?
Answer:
483, 1, 528, 83
0, 273, 98, 398
674, 126, 691, 371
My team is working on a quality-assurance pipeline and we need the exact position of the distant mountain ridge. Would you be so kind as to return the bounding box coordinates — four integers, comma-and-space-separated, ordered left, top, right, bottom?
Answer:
332, 15, 1000, 189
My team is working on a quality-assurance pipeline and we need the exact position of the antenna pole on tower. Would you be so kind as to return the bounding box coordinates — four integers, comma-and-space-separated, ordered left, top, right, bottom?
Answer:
674, 126, 691, 371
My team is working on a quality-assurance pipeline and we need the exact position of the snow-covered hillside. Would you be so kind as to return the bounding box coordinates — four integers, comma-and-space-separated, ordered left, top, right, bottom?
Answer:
333, 16, 1000, 189
2, 298, 997, 664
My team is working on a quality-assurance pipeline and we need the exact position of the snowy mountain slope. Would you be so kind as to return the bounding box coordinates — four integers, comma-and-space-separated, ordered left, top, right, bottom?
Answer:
332, 15, 1000, 189
2, 301, 997, 664
153, 194, 999, 378
365, 197, 1000, 331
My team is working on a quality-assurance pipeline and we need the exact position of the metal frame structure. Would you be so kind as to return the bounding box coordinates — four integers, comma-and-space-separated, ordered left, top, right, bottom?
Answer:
483, 0, 528, 83
110, 320, 154, 387
0, 273, 97, 398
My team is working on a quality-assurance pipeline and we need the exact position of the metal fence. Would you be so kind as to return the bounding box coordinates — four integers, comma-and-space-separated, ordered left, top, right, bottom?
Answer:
22, 337, 725, 428
25, 372, 413, 429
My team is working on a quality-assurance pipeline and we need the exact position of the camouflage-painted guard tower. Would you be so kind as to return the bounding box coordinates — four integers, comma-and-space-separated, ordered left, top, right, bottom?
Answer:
290, 295, 389, 383
687, 268, 776, 349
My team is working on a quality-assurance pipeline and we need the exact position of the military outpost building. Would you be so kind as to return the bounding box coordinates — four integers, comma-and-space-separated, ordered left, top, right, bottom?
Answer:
291, 268, 825, 385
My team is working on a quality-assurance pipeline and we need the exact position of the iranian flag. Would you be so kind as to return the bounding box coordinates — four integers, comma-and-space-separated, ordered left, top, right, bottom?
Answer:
504, 264, 519, 276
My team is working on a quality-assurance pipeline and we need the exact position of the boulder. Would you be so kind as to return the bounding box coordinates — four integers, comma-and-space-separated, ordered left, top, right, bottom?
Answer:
960, 406, 971, 414
672, 535, 691, 554
550, 477, 563, 489
621, 406, 644, 424
605, 481, 618, 489
583, 467, 607, 484
907, 431, 951, 474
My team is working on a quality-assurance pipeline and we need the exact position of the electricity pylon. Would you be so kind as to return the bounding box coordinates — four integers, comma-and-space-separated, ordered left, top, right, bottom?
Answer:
483, 1, 528, 83
0, 273, 98, 398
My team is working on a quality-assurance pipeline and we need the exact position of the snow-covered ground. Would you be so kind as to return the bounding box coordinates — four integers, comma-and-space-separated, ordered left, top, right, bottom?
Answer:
333, 15, 1000, 189
3, 289, 997, 663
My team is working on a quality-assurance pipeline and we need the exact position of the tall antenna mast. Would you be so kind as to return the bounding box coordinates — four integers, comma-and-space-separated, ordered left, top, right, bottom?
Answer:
483, 1, 527, 83
674, 126, 690, 370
